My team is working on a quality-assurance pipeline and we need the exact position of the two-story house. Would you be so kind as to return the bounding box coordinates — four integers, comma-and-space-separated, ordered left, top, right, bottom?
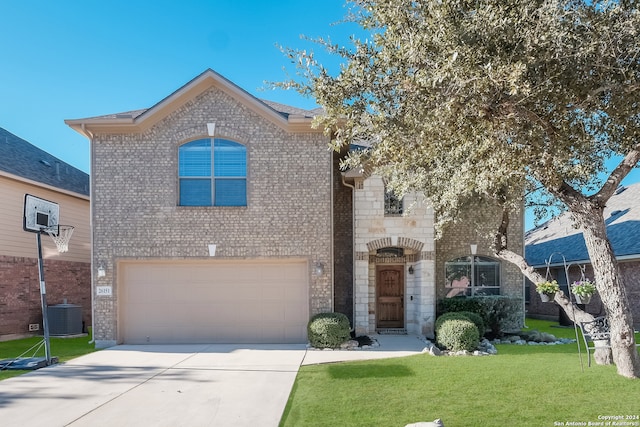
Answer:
66, 69, 524, 348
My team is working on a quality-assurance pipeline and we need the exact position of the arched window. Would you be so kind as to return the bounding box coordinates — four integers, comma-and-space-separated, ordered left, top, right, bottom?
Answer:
444, 256, 501, 297
178, 138, 247, 206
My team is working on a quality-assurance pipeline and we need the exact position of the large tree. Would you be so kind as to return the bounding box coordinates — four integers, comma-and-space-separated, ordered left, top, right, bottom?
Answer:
281, 0, 640, 378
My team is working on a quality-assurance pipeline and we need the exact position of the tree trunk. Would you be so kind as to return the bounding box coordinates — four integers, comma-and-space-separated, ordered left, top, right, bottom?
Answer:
577, 211, 640, 378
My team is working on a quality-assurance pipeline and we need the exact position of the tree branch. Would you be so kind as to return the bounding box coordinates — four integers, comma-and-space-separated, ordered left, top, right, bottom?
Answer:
592, 142, 640, 206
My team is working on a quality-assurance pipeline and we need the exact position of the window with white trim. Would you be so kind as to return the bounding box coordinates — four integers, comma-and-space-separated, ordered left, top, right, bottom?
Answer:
179, 138, 247, 206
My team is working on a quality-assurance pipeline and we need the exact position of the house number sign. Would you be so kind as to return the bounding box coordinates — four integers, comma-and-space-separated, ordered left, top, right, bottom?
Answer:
96, 286, 112, 296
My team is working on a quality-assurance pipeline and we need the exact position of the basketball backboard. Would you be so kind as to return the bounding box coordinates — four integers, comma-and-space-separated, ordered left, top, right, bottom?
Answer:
23, 194, 59, 233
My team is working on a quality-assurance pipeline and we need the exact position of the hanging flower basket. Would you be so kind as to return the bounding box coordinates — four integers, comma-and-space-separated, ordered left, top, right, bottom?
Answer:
536, 280, 560, 303
571, 280, 596, 305
538, 292, 556, 303
573, 294, 591, 305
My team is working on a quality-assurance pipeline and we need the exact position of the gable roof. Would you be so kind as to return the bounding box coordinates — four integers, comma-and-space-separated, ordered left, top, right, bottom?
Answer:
525, 183, 640, 266
0, 127, 89, 196
65, 69, 322, 138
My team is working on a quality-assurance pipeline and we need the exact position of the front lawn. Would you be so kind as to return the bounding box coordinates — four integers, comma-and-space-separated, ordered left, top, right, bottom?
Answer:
0, 331, 97, 381
280, 319, 640, 427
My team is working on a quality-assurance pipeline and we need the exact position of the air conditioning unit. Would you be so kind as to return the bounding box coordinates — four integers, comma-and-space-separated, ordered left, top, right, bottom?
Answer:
47, 304, 82, 336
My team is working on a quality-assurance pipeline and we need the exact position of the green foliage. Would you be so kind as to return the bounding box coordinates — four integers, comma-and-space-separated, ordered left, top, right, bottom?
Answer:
282, 0, 640, 234
536, 280, 560, 295
571, 280, 597, 297
307, 312, 351, 349
437, 297, 483, 317
435, 319, 480, 352
438, 296, 522, 337
435, 311, 485, 337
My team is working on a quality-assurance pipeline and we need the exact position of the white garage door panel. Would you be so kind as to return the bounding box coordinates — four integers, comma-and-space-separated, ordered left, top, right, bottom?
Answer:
120, 260, 309, 344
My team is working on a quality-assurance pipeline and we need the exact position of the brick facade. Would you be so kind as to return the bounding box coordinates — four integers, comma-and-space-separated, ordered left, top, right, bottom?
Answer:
333, 149, 354, 323
0, 255, 91, 338
435, 201, 525, 322
90, 86, 332, 346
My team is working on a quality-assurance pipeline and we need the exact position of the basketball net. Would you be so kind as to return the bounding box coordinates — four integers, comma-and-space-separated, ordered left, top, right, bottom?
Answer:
45, 225, 75, 253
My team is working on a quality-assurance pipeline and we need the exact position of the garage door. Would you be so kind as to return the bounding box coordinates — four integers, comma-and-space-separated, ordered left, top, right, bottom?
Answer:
119, 260, 309, 344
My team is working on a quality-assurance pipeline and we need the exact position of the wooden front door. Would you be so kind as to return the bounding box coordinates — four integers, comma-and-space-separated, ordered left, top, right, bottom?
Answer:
376, 265, 404, 329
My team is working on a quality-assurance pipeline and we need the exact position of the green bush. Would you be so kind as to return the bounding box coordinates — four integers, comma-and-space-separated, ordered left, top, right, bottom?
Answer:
307, 312, 351, 349
435, 311, 485, 338
437, 296, 522, 338
457, 311, 485, 336
436, 319, 480, 352
435, 312, 472, 334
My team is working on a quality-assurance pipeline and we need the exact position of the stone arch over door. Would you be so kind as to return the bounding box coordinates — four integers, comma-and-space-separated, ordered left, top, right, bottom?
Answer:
366, 237, 424, 253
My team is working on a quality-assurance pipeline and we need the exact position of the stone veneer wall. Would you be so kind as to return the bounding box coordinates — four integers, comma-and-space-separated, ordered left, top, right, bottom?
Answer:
435, 201, 525, 323
352, 175, 437, 337
91, 87, 333, 346
0, 255, 91, 338
332, 149, 354, 324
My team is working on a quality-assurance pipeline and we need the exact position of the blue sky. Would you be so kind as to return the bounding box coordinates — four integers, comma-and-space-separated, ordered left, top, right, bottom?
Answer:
1, 1, 638, 231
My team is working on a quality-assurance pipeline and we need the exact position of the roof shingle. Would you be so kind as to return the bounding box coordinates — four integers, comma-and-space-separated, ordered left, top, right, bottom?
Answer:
0, 127, 89, 196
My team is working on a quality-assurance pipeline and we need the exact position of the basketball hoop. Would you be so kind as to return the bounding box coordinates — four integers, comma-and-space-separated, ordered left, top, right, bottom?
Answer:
44, 225, 75, 253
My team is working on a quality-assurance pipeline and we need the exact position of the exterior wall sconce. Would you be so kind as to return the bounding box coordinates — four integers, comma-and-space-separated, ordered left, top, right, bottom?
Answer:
314, 262, 325, 275
97, 265, 106, 278
207, 122, 216, 137
408, 265, 414, 275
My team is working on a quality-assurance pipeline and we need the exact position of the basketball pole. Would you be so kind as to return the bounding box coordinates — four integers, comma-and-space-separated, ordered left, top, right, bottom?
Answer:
36, 230, 52, 365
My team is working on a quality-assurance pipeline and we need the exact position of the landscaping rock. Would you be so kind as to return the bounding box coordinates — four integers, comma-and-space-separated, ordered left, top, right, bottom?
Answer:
405, 419, 444, 427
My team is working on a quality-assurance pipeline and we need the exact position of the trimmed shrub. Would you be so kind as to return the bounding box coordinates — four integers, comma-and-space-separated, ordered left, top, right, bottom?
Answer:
435, 312, 472, 335
307, 312, 351, 349
434, 311, 485, 338
436, 319, 480, 352
457, 311, 486, 336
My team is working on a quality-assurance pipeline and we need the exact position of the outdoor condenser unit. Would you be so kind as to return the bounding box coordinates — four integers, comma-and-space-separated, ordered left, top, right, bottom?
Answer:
47, 303, 82, 336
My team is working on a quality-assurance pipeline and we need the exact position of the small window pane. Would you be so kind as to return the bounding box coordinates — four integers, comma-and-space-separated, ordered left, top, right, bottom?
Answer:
214, 140, 246, 177
179, 140, 211, 177
180, 179, 212, 206
214, 179, 246, 206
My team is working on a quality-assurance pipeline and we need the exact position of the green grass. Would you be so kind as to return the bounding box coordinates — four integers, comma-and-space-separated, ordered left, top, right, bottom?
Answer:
280, 319, 640, 427
0, 331, 97, 381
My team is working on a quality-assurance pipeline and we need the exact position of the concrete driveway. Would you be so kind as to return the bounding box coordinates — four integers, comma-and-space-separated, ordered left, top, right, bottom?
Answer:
0, 344, 307, 427
0, 335, 427, 427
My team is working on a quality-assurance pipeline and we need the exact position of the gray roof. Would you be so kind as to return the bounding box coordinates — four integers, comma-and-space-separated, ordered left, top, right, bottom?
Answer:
525, 183, 640, 266
0, 127, 89, 196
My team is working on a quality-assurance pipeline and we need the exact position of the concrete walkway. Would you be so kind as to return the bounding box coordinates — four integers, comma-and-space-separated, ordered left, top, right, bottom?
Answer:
0, 335, 427, 427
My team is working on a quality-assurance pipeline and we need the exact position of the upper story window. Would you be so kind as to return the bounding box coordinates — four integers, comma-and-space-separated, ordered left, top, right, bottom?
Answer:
445, 255, 501, 297
384, 190, 403, 215
178, 138, 247, 206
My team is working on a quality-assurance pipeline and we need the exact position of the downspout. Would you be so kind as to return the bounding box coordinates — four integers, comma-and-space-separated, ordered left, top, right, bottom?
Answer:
82, 123, 96, 345
341, 174, 356, 331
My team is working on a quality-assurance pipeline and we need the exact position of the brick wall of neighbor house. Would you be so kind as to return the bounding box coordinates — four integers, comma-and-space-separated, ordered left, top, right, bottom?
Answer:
333, 149, 354, 324
0, 256, 91, 338
435, 202, 525, 318
91, 87, 333, 344
528, 260, 640, 329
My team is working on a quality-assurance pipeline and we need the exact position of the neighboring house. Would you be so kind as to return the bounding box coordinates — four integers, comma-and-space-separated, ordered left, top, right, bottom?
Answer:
66, 69, 525, 348
0, 127, 91, 339
525, 183, 640, 328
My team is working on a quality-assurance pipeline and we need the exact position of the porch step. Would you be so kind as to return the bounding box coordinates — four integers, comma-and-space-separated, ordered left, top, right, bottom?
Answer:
376, 328, 407, 335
